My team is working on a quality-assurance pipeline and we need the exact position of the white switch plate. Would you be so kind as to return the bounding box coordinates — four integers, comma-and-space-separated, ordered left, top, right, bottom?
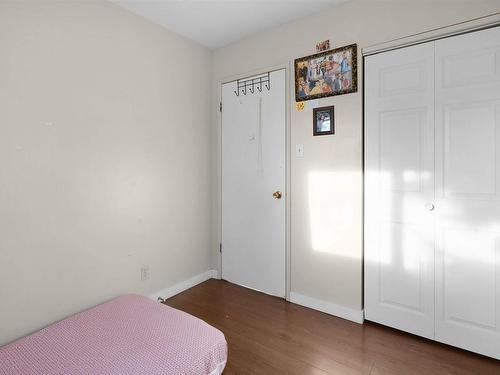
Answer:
296, 144, 304, 158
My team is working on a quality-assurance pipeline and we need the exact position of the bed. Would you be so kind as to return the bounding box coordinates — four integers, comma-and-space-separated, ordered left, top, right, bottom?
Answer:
0, 294, 227, 374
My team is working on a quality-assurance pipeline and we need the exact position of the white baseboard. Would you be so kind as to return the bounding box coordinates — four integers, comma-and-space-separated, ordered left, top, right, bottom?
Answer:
148, 274, 363, 324
148, 269, 218, 301
289, 292, 364, 324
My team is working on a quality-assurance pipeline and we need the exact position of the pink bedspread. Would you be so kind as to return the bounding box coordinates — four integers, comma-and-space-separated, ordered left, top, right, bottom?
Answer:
0, 294, 227, 374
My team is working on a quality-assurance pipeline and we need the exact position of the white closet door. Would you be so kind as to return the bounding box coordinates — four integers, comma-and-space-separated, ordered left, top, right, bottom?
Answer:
365, 42, 436, 338
221, 70, 286, 297
434, 26, 500, 359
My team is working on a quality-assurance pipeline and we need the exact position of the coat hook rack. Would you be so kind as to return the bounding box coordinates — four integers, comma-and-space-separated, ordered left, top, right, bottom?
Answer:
234, 72, 271, 97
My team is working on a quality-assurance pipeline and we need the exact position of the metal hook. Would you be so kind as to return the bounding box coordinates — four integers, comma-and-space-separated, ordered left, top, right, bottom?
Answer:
234, 80, 240, 96
265, 72, 270, 90
257, 77, 263, 92
242, 84, 247, 95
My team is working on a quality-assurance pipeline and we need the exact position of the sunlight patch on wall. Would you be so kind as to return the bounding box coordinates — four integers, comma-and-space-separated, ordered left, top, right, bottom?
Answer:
308, 170, 360, 259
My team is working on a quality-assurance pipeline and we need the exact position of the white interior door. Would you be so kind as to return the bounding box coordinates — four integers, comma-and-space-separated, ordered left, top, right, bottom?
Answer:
365, 42, 436, 338
221, 69, 286, 297
434, 26, 500, 359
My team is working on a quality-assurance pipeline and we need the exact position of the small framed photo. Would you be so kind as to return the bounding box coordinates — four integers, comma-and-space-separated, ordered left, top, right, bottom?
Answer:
313, 106, 334, 136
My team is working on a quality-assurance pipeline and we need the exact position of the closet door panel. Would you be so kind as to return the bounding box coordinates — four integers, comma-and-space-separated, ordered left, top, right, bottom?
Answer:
365, 42, 435, 339
435, 26, 500, 359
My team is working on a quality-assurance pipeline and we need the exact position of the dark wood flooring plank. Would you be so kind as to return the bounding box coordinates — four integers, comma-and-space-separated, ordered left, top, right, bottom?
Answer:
164, 279, 500, 375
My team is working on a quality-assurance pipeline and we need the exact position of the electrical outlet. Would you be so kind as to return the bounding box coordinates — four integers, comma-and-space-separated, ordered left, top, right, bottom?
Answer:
141, 266, 150, 281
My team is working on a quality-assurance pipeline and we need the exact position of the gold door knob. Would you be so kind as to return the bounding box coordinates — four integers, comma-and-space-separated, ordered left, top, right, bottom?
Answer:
273, 191, 282, 199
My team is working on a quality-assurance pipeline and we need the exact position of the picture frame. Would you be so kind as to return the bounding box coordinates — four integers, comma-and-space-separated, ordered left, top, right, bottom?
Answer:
316, 39, 330, 52
313, 106, 334, 136
295, 43, 357, 102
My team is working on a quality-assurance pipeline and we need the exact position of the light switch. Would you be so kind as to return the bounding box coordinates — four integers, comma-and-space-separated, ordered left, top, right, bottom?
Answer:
296, 144, 304, 158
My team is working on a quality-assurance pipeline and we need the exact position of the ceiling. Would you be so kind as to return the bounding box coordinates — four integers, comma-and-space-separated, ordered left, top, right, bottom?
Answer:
111, 0, 349, 49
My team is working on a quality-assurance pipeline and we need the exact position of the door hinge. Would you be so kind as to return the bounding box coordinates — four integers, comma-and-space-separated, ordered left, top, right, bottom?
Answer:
219, 243, 222, 253
219, 102, 222, 112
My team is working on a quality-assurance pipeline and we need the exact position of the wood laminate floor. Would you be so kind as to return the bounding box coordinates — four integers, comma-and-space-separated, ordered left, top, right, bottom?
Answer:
164, 279, 499, 375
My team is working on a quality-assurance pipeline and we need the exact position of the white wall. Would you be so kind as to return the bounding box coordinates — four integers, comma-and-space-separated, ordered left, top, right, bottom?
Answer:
2, 0, 500, 347
0, 0, 212, 345
212, 0, 500, 313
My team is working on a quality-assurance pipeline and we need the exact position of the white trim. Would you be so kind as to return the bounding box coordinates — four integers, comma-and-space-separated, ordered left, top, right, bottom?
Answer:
362, 12, 500, 56
290, 292, 364, 324
148, 269, 217, 300
284, 61, 292, 302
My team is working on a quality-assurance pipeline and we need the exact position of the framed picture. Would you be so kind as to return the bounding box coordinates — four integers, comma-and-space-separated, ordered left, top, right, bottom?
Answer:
316, 39, 330, 52
313, 106, 334, 136
295, 43, 357, 102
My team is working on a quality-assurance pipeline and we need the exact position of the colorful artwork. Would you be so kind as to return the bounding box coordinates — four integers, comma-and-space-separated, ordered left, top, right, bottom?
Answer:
316, 40, 330, 52
295, 43, 357, 101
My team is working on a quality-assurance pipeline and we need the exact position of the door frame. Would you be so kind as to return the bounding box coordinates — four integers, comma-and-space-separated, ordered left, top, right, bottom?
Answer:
216, 62, 292, 300
362, 12, 500, 56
